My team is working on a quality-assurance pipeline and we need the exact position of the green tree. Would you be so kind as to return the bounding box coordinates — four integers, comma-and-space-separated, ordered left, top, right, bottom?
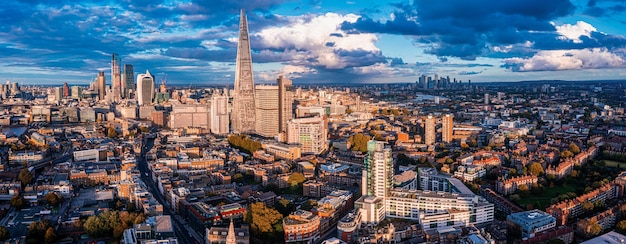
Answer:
582, 201, 594, 212
586, 220, 602, 237
45, 192, 62, 207
349, 133, 370, 153
18, 168, 33, 187
287, 173, 306, 187
527, 162, 544, 176
275, 198, 294, 216
10, 195, 26, 209
568, 142, 580, 154
0, 226, 9, 241
244, 202, 283, 239
28, 220, 51, 241
44, 227, 56, 244
233, 173, 244, 183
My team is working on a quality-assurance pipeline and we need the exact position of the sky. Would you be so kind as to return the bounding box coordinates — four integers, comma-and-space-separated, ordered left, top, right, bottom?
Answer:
1, 0, 626, 85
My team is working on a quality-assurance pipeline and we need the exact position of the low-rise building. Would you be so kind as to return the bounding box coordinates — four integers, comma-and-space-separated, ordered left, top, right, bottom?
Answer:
283, 210, 321, 243
507, 210, 556, 239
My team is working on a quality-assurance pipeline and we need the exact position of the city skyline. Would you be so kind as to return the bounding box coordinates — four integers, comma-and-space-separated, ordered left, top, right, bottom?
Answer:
1, 0, 626, 85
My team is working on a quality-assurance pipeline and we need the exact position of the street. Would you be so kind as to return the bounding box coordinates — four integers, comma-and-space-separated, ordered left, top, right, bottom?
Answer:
137, 137, 202, 244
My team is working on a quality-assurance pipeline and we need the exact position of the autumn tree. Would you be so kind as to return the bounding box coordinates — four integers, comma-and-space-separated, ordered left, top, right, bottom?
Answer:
616, 220, 626, 235
10, 195, 26, 209
581, 219, 602, 237
18, 168, 33, 187
349, 133, 370, 153
287, 173, 306, 187
568, 142, 580, 154
44, 227, 57, 244
245, 202, 283, 240
527, 162, 544, 176
45, 192, 62, 207
582, 201, 594, 212
83, 210, 145, 238
228, 135, 262, 154
28, 220, 51, 242
0, 227, 9, 241
107, 126, 118, 138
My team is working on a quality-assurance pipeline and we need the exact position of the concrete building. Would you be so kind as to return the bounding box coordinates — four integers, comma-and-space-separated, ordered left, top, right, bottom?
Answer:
210, 94, 229, 135
277, 75, 293, 137
425, 114, 435, 145
283, 210, 321, 243
97, 71, 106, 101
507, 210, 556, 239
442, 114, 453, 143
287, 117, 328, 155
231, 10, 256, 133
170, 104, 210, 130
254, 85, 279, 138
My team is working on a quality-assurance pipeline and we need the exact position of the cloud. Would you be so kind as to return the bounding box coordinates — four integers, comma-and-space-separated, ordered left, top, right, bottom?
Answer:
341, 0, 577, 60
554, 21, 596, 43
503, 48, 626, 72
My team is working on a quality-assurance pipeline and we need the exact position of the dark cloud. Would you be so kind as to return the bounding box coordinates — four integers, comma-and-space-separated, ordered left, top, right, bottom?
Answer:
390, 58, 406, 66
459, 71, 482, 75
341, 0, 576, 60
333, 49, 387, 68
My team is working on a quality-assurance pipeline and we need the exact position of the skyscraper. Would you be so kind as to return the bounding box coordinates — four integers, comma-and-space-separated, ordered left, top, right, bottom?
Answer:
63, 82, 69, 98
97, 71, 106, 101
277, 75, 293, 136
231, 9, 256, 133
362, 141, 393, 198
442, 114, 454, 143
211, 94, 230, 135
123, 64, 134, 98
255, 85, 279, 138
137, 70, 155, 106
111, 53, 122, 101
425, 114, 435, 145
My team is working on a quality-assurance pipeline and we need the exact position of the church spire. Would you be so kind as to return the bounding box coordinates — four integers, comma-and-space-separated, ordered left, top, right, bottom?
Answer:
226, 218, 236, 244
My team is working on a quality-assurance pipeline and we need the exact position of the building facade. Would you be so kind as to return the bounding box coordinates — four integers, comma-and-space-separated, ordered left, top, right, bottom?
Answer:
137, 70, 155, 106
254, 85, 279, 138
287, 117, 328, 155
231, 10, 256, 133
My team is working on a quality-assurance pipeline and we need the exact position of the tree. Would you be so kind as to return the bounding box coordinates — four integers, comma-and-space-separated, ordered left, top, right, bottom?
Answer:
527, 162, 544, 176
582, 201, 594, 212
568, 142, 580, 154
18, 168, 33, 187
0, 227, 9, 241
44, 227, 56, 244
585, 220, 602, 237
45, 192, 62, 207
546, 238, 565, 244
28, 220, 51, 241
560, 150, 574, 159
10, 195, 26, 209
275, 198, 294, 216
107, 126, 118, 138
349, 133, 370, 153
244, 202, 283, 239
233, 173, 244, 183
287, 173, 306, 187
616, 220, 626, 235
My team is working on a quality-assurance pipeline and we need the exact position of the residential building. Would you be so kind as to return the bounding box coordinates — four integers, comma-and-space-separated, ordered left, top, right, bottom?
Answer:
507, 210, 556, 239
287, 117, 328, 155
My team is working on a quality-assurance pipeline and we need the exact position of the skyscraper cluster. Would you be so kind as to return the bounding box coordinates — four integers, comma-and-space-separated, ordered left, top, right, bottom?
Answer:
418, 74, 466, 90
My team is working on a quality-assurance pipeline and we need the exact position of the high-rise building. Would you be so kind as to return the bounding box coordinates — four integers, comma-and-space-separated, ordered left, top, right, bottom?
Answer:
210, 94, 229, 135
442, 114, 454, 143
424, 114, 435, 145
71, 86, 82, 100
123, 64, 134, 98
362, 141, 393, 198
111, 53, 122, 101
97, 71, 106, 101
255, 85, 279, 138
484, 93, 490, 105
137, 70, 155, 106
63, 82, 69, 98
54, 87, 62, 101
277, 75, 293, 136
287, 117, 328, 155
231, 9, 256, 133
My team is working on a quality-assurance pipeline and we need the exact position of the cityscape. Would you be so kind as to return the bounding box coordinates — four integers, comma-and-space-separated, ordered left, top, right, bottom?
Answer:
1, 1, 626, 244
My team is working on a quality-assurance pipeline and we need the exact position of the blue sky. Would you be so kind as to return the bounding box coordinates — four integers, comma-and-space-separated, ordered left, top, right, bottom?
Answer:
1, 0, 625, 85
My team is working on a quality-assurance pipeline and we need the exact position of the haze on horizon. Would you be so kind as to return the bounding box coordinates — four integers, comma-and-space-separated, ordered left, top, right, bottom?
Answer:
1, 0, 626, 85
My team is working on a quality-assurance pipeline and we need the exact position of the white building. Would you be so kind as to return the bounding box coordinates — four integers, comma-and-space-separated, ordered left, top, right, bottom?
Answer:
137, 70, 155, 106
287, 116, 328, 155
210, 95, 229, 135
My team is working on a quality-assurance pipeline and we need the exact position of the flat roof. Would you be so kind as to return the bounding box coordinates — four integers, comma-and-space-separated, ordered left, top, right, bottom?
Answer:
581, 231, 626, 244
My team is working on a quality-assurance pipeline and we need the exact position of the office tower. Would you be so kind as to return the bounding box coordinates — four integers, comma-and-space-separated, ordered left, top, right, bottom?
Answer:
231, 9, 256, 133
442, 114, 453, 143
54, 87, 62, 101
287, 117, 328, 155
363, 141, 393, 198
137, 70, 155, 106
484, 93, 490, 105
97, 71, 106, 101
111, 53, 122, 101
255, 85, 279, 138
424, 114, 435, 145
63, 82, 69, 98
211, 94, 230, 135
434, 74, 439, 89
277, 75, 293, 135
71, 86, 82, 100
123, 64, 134, 98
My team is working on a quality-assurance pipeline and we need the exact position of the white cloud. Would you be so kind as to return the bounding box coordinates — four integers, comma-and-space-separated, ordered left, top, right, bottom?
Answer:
504, 48, 625, 71
554, 21, 596, 43
255, 13, 380, 69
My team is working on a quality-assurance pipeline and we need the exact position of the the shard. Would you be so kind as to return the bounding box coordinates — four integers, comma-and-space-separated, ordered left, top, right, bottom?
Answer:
231, 9, 256, 133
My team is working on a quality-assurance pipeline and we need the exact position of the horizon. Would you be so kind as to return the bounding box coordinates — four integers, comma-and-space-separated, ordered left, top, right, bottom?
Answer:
1, 0, 626, 85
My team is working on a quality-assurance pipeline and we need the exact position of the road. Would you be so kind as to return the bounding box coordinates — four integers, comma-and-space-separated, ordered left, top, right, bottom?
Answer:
137, 136, 202, 244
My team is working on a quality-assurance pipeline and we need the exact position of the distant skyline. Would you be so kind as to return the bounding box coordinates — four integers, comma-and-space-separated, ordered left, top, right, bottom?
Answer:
1, 0, 625, 85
